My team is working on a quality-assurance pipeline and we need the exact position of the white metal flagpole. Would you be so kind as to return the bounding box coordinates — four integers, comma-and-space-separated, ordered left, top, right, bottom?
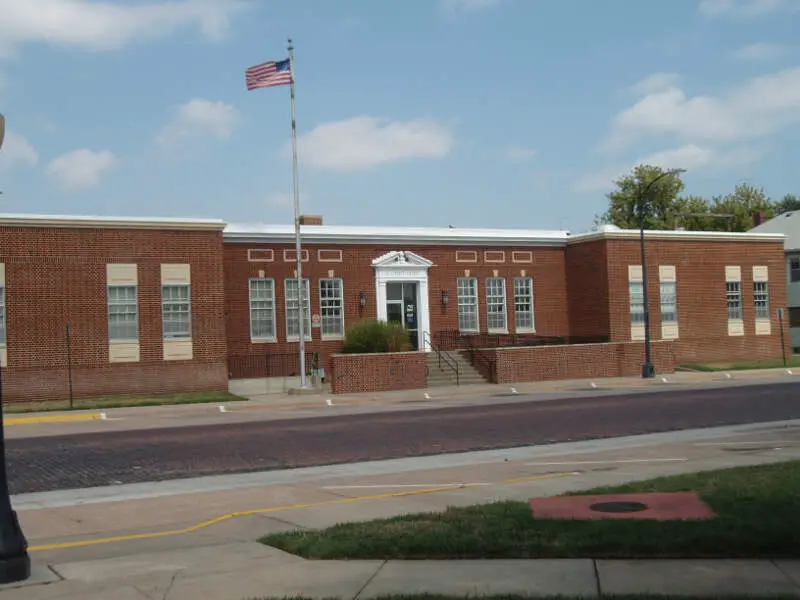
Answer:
287, 38, 307, 389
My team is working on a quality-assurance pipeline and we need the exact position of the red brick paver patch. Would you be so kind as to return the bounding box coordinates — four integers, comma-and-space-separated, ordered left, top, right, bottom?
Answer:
529, 492, 716, 521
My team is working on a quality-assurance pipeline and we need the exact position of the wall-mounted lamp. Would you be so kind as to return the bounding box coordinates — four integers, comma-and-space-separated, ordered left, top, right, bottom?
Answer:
441, 291, 449, 307
359, 292, 367, 309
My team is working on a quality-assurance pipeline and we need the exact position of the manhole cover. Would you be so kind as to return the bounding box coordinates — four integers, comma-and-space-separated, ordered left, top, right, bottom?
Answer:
589, 501, 649, 513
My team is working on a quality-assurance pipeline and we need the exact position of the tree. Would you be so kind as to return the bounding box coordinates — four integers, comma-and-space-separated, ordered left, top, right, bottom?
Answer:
775, 194, 800, 215
708, 182, 775, 232
597, 164, 686, 230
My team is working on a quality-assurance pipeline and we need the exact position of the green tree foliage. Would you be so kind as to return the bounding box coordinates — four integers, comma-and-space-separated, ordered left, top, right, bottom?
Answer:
775, 194, 800, 215
597, 164, 794, 232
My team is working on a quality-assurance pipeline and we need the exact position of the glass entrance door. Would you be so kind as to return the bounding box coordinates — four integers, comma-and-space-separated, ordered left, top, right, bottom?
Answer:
386, 282, 419, 350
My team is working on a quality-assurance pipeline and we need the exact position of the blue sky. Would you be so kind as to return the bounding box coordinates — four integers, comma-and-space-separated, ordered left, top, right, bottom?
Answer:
0, 0, 799, 233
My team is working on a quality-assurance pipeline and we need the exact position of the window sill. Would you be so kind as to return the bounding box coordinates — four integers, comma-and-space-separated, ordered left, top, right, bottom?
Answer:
488, 329, 509, 335
286, 337, 313, 343
459, 330, 480, 335
251, 337, 277, 344
515, 328, 536, 335
110, 339, 140, 344
164, 337, 192, 342
321, 335, 345, 341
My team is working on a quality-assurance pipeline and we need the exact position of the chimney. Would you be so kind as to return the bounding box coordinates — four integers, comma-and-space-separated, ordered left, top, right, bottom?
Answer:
753, 211, 766, 227
299, 214, 323, 226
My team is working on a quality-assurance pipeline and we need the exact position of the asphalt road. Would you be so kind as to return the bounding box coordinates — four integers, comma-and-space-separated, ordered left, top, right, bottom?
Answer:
7, 380, 800, 495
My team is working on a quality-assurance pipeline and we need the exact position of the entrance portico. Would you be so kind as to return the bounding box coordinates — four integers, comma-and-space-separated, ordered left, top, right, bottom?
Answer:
371, 251, 433, 351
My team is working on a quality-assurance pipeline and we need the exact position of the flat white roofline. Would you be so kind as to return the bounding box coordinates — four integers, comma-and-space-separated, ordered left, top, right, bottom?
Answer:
223, 224, 571, 246
0, 213, 226, 231
568, 228, 786, 244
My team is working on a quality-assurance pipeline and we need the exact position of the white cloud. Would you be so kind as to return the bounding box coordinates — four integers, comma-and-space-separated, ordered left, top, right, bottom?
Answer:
604, 67, 800, 151
574, 144, 762, 193
0, 0, 245, 57
733, 42, 787, 60
155, 98, 239, 149
295, 116, 454, 171
698, 0, 795, 17
46, 148, 117, 190
440, 0, 501, 14
505, 146, 537, 163
0, 131, 38, 169
630, 72, 681, 96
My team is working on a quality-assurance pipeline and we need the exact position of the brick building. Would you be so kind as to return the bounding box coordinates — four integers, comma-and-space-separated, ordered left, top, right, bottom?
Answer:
0, 213, 789, 402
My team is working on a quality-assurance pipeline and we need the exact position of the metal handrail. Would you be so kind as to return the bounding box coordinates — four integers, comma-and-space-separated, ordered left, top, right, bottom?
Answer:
423, 331, 460, 385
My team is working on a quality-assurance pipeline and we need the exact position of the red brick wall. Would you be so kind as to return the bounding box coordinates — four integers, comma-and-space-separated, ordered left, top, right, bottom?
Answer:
224, 243, 570, 377
329, 351, 427, 394
600, 238, 787, 364
565, 240, 610, 338
479, 341, 676, 384
0, 226, 228, 402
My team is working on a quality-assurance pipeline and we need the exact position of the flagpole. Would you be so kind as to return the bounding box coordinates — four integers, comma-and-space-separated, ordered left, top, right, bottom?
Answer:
288, 38, 307, 389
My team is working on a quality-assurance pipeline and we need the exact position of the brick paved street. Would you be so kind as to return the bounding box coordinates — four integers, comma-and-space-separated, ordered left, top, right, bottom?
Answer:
7, 380, 800, 494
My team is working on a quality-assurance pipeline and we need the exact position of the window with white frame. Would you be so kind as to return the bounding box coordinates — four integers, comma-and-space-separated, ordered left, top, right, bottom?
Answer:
0, 286, 6, 345
108, 285, 138, 341
249, 278, 276, 340
791, 256, 800, 283
319, 278, 344, 338
513, 277, 534, 331
726, 281, 743, 320
162, 284, 191, 339
629, 281, 645, 324
285, 278, 311, 340
659, 281, 677, 324
457, 277, 479, 332
754, 281, 770, 320
485, 277, 507, 332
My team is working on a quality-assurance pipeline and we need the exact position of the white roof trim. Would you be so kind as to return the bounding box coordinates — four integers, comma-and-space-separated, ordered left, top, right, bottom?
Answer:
0, 213, 226, 231
372, 250, 434, 268
568, 228, 786, 244
223, 224, 569, 246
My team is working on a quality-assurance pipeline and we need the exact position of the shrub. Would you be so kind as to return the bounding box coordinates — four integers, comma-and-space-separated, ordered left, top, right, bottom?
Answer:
340, 319, 413, 354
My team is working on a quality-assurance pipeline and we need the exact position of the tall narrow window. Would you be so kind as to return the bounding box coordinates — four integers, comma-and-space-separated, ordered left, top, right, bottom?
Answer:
513, 277, 534, 332
486, 277, 507, 332
162, 284, 191, 339
457, 277, 479, 332
249, 278, 276, 340
0, 285, 6, 345
108, 286, 138, 341
790, 256, 800, 283
726, 281, 742, 320
659, 281, 677, 324
319, 278, 344, 338
754, 281, 770, 320
629, 281, 645, 324
285, 278, 311, 340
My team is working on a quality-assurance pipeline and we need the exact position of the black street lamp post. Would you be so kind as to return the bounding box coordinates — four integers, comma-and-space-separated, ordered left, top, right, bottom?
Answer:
638, 167, 687, 379
0, 111, 32, 584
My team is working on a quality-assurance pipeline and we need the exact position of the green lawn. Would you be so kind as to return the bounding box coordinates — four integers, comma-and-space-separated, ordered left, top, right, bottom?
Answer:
5, 391, 243, 414
261, 461, 800, 560
679, 357, 800, 372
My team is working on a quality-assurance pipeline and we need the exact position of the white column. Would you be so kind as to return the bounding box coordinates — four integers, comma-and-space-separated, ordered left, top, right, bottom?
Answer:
418, 279, 431, 351
375, 277, 388, 322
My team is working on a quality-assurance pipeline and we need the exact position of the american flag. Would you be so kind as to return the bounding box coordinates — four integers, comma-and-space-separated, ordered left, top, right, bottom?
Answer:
245, 58, 292, 90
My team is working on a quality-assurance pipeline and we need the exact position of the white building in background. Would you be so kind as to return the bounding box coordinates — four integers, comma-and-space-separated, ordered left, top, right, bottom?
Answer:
751, 210, 800, 353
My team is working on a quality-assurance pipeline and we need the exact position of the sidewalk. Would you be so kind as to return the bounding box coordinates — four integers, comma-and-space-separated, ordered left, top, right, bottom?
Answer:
5, 366, 797, 436
8, 549, 800, 599
5, 417, 800, 599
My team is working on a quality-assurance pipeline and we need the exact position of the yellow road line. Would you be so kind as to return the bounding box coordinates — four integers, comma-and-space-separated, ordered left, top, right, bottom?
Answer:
28, 471, 574, 552
6, 413, 102, 426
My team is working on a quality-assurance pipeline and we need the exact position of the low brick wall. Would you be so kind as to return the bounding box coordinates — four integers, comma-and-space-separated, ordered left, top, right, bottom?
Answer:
329, 351, 427, 394
471, 341, 676, 384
